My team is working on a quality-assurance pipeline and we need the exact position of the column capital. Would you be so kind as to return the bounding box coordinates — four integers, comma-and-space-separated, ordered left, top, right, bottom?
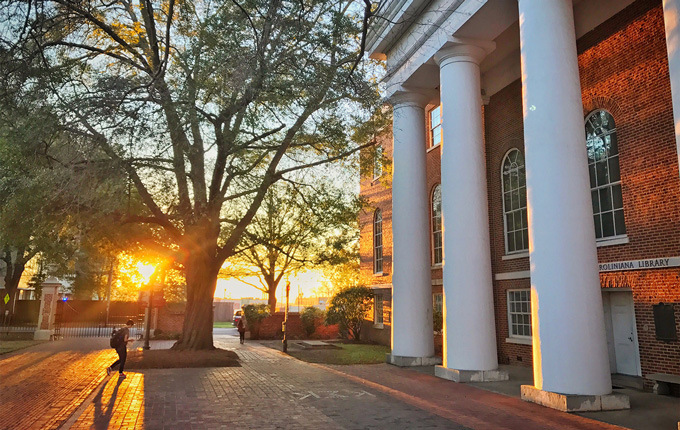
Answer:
388, 88, 435, 109
434, 37, 496, 68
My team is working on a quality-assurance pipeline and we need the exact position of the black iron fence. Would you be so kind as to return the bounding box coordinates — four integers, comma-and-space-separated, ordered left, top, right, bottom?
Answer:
0, 320, 38, 338
53, 315, 145, 339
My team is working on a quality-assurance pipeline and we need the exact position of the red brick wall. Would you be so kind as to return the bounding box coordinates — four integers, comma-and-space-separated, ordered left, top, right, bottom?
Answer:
359, 0, 680, 384
156, 303, 185, 334
256, 312, 340, 340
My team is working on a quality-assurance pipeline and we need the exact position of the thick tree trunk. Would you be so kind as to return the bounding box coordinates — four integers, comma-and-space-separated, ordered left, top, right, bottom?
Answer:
172, 247, 220, 350
268, 287, 277, 313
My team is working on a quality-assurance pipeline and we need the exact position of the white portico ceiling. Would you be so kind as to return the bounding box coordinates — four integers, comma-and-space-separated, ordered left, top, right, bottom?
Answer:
369, 0, 637, 100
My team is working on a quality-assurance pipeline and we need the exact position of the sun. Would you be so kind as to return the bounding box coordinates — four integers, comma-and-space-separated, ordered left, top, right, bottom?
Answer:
135, 262, 156, 284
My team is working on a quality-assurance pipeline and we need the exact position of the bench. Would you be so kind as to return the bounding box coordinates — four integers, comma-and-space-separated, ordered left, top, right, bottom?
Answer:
647, 373, 680, 395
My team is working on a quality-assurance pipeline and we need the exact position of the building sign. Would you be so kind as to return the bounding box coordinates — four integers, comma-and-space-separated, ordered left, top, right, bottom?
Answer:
599, 257, 680, 272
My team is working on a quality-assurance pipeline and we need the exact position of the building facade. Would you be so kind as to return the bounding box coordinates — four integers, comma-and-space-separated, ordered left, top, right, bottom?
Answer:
360, 0, 680, 409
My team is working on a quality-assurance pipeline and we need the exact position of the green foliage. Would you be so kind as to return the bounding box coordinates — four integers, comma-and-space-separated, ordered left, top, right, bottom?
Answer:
325, 286, 374, 340
301, 306, 325, 337
242, 304, 271, 325
433, 309, 443, 335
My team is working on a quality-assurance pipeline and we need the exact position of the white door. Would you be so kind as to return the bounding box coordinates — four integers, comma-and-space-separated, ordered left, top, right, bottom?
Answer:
610, 292, 640, 376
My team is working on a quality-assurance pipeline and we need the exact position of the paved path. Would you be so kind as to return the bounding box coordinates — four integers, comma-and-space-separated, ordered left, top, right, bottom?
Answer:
0, 338, 118, 430
64, 335, 626, 430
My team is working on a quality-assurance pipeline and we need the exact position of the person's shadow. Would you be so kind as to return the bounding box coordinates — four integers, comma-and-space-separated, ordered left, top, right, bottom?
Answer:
92, 376, 124, 430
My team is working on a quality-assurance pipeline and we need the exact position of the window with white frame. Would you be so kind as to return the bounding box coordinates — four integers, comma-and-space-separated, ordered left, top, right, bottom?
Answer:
430, 106, 442, 148
373, 145, 383, 179
373, 209, 383, 274
433, 293, 443, 313
431, 184, 442, 265
374, 293, 384, 324
502, 149, 528, 253
507, 289, 531, 338
585, 110, 625, 239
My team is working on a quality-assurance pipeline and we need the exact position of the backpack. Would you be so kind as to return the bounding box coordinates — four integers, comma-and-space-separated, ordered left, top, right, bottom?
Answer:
110, 328, 126, 348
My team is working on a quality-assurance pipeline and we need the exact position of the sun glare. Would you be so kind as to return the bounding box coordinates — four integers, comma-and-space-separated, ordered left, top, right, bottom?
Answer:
136, 262, 156, 284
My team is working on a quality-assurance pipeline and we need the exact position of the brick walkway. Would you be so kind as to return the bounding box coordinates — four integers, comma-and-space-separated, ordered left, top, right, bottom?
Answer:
0, 338, 118, 430
64, 336, 627, 430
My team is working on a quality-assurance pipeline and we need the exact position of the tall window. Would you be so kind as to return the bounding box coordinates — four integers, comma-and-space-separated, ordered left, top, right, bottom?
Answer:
430, 106, 442, 147
433, 293, 443, 313
374, 293, 384, 325
373, 145, 383, 179
508, 289, 531, 338
502, 149, 528, 253
431, 184, 442, 265
373, 209, 383, 273
586, 110, 625, 239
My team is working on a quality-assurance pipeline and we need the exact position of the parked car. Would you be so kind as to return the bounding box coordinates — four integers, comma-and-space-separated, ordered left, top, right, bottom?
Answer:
233, 309, 243, 327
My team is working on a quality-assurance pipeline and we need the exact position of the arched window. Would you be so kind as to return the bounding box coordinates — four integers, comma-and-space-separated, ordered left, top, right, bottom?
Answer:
431, 185, 442, 265
373, 209, 383, 273
502, 149, 528, 253
585, 110, 625, 239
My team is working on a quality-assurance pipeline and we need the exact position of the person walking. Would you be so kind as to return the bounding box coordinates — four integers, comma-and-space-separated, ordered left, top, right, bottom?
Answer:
237, 317, 246, 344
107, 319, 135, 378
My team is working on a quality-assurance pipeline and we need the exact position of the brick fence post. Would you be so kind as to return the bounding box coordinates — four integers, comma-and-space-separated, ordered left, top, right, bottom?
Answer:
34, 278, 61, 340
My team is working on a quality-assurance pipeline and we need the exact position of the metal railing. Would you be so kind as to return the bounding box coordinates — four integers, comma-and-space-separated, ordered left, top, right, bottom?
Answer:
53, 315, 145, 339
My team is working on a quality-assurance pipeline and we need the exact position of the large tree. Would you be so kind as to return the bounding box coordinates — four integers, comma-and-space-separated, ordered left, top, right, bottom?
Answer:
1, 0, 383, 348
228, 177, 361, 312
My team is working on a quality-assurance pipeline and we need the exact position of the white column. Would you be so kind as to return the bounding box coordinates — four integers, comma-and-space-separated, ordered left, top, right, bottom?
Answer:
433, 43, 504, 381
388, 90, 436, 366
518, 0, 612, 396
663, 0, 680, 174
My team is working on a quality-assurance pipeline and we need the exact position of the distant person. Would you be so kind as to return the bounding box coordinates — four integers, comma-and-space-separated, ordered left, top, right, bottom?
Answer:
237, 317, 246, 344
107, 319, 135, 378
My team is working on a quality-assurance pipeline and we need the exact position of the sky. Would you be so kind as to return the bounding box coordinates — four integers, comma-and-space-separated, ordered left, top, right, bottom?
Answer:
214, 270, 325, 302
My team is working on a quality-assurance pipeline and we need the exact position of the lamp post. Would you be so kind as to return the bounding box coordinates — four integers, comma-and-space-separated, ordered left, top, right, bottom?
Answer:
282, 281, 290, 353
143, 284, 153, 350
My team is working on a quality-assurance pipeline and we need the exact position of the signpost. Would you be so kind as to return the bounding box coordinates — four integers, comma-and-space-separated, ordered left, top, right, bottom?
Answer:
138, 284, 166, 350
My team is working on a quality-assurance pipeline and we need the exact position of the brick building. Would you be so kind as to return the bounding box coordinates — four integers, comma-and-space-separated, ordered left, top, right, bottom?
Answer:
360, 0, 680, 410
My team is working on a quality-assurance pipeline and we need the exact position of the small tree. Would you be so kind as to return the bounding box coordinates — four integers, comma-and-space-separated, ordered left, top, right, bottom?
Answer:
325, 286, 373, 341
301, 306, 325, 337
242, 304, 270, 340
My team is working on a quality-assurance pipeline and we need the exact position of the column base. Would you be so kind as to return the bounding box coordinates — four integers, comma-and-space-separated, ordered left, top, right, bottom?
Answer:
386, 353, 442, 367
520, 385, 630, 412
34, 330, 52, 341
434, 365, 509, 382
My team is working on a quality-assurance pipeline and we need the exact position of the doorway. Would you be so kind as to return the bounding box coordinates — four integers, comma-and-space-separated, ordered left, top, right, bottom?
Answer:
602, 290, 641, 376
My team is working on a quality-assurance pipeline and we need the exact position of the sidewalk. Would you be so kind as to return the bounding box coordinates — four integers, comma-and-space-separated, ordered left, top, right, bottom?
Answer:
0, 338, 117, 430
65, 336, 642, 430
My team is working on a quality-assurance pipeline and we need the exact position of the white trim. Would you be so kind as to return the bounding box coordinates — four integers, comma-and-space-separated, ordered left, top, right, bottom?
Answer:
373, 323, 384, 329
507, 289, 532, 339
432, 278, 443, 286
369, 284, 392, 289
502, 252, 529, 261
596, 235, 629, 247
426, 143, 441, 153
500, 148, 529, 254
505, 337, 532, 345
431, 263, 443, 269
494, 270, 531, 281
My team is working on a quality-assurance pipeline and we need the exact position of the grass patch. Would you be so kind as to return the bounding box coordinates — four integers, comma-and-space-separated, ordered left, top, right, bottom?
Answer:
289, 343, 390, 365
213, 321, 235, 328
125, 348, 240, 369
0, 340, 46, 355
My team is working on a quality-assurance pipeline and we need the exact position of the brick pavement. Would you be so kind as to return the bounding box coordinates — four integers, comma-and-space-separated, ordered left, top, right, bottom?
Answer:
0, 338, 118, 430
64, 336, 629, 430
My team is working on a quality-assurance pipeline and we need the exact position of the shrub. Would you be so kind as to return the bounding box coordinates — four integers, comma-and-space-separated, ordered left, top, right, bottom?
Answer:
242, 304, 270, 340
325, 286, 374, 341
301, 306, 325, 337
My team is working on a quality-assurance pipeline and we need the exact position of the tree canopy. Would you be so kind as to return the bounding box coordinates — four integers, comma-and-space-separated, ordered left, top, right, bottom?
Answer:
0, 0, 385, 349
